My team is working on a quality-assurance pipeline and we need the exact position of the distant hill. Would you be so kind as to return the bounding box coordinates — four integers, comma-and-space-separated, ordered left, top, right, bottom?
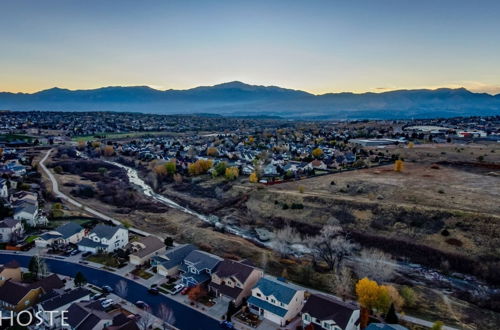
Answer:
1, 81, 499, 119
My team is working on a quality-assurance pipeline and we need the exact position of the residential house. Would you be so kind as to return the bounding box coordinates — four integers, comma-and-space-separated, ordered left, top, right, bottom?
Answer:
179, 250, 223, 287
301, 294, 360, 330
209, 259, 263, 306
247, 277, 305, 326
152, 244, 197, 277
0, 260, 22, 285
365, 324, 408, 330
0, 218, 24, 243
66, 300, 114, 330
13, 201, 38, 226
128, 235, 166, 265
306, 159, 328, 171
77, 224, 128, 254
35, 222, 85, 248
0, 178, 8, 199
37, 287, 91, 329
104, 314, 140, 330
0, 274, 64, 313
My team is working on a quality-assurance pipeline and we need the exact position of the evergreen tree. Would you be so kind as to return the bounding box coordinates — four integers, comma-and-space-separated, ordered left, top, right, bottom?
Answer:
74, 271, 87, 287
385, 303, 399, 324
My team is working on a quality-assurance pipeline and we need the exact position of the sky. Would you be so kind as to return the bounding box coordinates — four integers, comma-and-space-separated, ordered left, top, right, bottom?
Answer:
1, 0, 500, 95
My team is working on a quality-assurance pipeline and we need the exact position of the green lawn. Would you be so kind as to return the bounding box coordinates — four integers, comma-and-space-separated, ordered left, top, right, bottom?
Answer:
86, 254, 120, 268
25, 235, 39, 244
72, 131, 169, 142
131, 268, 154, 279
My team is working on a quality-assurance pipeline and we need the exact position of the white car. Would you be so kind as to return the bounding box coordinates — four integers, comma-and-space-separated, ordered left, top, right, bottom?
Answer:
101, 299, 114, 308
169, 283, 184, 295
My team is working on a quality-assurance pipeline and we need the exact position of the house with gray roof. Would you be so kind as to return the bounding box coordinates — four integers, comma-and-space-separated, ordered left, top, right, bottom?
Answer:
35, 222, 85, 247
0, 218, 24, 244
247, 277, 305, 326
152, 244, 197, 277
77, 224, 128, 254
179, 250, 223, 287
127, 235, 166, 265
37, 287, 91, 328
66, 300, 113, 330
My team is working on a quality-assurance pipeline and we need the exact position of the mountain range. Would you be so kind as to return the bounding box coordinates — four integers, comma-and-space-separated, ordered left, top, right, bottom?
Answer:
1, 81, 499, 119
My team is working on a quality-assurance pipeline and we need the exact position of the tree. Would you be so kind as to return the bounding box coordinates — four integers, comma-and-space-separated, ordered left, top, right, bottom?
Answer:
154, 164, 168, 177
165, 161, 176, 175
312, 148, 324, 158
164, 237, 174, 247
330, 264, 353, 300
354, 249, 395, 283
54, 166, 63, 174
226, 301, 238, 322
431, 321, 444, 330
394, 159, 404, 172
188, 159, 213, 176
272, 225, 301, 257
249, 172, 258, 183
385, 303, 399, 324
310, 225, 355, 271
29, 255, 49, 280
214, 162, 227, 177
355, 278, 390, 314
103, 145, 114, 156
74, 271, 87, 287
400, 286, 416, 308
137, 305, 154, 330
386, 285, 404, 311
158, 304, 176, 329
207, 147, 218, 157
224, 167, 239, 180
115, 280, 128, 297
188, 284, 205, 302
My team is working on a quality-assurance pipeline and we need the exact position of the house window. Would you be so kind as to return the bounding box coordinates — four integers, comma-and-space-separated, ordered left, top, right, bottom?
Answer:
256, 293, 261, 297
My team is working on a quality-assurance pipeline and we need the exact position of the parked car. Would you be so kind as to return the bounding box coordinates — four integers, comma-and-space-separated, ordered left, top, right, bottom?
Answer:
102, 285, 113, 293
220, 321, 235, 329
82, 251, 92, 258
135, 301, 149, 309
101, 299, 114, 309
169, 284, 184, 295
70, 249, 81, 256
148, 287, 159, 295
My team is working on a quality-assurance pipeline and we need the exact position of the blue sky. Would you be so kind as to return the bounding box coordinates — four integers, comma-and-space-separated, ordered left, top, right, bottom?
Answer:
1, 0, 499, 94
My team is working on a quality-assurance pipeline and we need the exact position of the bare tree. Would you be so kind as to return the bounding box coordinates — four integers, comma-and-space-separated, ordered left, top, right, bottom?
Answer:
115, 280, 128, 298
137, 306, 155, 330
158, 304, 176, 329
272, 224, 301, 257
354, 248, 396, 283
330, 264, 353, 300
309, 225, 355, 271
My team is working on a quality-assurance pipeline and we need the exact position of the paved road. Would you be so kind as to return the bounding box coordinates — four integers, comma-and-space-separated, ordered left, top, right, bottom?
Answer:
39, 149, 151, 237
0, 253, 220, 330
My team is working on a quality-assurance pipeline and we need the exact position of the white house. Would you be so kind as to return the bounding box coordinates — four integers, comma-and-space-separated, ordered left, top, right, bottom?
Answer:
35, 222, 86, 248
13, 201, 38, 226
302, 294, 360, 330
0, 218, 24, 244
247, 277, 305, 326
0, 179, 8, 199
77, 224, 128, 253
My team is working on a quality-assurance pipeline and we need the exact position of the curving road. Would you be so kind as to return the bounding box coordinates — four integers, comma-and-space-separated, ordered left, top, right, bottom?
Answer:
0, 253, 219, 330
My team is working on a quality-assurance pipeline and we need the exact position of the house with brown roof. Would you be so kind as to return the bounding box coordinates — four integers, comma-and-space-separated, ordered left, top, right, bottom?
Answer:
127, 235, 166, 265
0, 260, 22, 285
301, 294, 360, 330
209, 259, 263, 306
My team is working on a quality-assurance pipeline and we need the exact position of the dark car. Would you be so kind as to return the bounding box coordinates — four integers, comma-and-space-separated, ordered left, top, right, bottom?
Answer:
148, 287, 159, 295
82, 251, 92, 258
135, 301, 149, 310
102, 285, 113, 293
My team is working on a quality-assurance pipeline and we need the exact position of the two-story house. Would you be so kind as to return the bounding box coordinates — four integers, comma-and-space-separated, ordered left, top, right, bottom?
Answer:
247, 277, 305, 326
0, 260, 22, 285
301, 294, 360, 330
180, 250, 223, 287
37, 287, 91, 329
209, 259, 263, 306
128, 235, 166, 265
36, 222, 86, 247
77, 224, 128, 254
0, 218, 24, 244
152, 244, 197, 277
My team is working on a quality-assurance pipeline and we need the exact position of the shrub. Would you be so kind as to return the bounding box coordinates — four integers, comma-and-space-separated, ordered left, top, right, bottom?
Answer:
445, 238, 463, 247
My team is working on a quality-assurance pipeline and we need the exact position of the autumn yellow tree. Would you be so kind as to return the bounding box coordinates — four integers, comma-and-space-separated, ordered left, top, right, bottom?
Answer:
394, 159, 404, 172
154, 164, 168, 176
103, 145, 114, 157
249, 172, 258, 183
355, 278, 390, 314
207, 147, 218, 157
165, 161, 176, 175
311, 147, 324, 158
77, 141, 86, 150
248, 136, 255, 144
91, 141, 101, 148
385, 285, 404, 311
188, 159, 213, 176
225, 167, 239, 180
407, 142, 414, 149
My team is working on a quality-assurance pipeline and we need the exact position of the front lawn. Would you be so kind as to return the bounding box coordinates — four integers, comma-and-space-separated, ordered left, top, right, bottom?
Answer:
131, 268, 154, 279
86, 253, 120, 268
24, 235, 39, 244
